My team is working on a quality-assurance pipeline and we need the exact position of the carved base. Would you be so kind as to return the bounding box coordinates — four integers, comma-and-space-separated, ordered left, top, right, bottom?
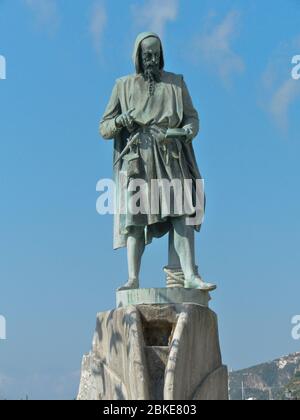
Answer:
78, 303, 228, 400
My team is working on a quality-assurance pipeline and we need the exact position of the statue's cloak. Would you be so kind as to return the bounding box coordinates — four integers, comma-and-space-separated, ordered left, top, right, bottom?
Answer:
100, 32, 204, 250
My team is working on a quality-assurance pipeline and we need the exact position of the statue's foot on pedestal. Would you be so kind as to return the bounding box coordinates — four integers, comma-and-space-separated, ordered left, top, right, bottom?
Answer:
185, 276, 217, 292
117, 279, 139, 291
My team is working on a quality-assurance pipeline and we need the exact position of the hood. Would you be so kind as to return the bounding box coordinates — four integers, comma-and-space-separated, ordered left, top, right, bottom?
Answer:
132, 32, 165, 74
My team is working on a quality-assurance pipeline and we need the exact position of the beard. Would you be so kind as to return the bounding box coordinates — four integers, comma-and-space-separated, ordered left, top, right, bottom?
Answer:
142, 62, 161, 96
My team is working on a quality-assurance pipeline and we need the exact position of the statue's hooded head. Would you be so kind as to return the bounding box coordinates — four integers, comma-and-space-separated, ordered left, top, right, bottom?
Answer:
133, 32, 165, 96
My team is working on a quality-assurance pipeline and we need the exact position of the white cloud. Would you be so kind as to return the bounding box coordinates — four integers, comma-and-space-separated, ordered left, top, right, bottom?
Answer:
132, 0, 179, 39
193, 10, 244, 85
268, 80, 300, 130
261, 37, 300, 131
24, 0, 59, 29
90, 0, 107, 53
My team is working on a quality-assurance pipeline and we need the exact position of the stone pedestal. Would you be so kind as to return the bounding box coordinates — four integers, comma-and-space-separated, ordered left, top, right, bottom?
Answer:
117, 288, 210, 308
78, 290, 228, 401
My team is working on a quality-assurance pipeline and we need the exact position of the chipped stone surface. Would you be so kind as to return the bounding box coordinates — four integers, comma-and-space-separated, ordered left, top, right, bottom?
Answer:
78, 303, 228, 400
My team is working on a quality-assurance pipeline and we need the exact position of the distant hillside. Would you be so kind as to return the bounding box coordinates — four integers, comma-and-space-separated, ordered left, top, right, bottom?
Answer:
229, 352, 300, 400
280, 370, 300, 400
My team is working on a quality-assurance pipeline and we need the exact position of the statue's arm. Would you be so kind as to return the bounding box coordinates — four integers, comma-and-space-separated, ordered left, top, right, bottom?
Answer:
181, 78, 200, 141
99, 82, 122, 140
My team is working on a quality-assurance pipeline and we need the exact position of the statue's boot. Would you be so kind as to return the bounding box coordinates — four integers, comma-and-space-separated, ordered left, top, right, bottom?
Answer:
117, 278, 139, 291
185, 275, 217, 291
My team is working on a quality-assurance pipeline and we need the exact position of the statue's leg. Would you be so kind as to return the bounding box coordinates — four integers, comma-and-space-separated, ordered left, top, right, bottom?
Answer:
171, 216, 196, 281
127, 226, 145, 284
171, 217, 216, 291
118, 226, 145, 291
164, 228, 194, 288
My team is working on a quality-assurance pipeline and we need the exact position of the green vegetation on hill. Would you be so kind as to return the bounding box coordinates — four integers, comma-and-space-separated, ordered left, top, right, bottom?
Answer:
280, 371, 300, 400
229, 353, 300, 400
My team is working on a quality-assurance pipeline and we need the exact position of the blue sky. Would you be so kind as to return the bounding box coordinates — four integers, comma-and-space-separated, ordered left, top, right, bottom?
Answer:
0, 0, 300, 400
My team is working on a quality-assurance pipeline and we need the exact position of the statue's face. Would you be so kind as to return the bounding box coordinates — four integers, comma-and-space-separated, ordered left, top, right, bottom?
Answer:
140, 37, 161, 73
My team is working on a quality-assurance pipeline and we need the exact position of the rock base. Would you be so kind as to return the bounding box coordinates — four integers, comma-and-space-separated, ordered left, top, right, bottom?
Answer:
78, 302, 228, 400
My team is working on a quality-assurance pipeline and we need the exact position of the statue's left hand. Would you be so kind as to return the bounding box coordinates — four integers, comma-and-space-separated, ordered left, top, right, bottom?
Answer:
184, 127, 194, 144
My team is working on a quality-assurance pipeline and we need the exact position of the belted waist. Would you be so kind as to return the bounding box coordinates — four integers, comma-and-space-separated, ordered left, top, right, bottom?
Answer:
131, 122, 169, 136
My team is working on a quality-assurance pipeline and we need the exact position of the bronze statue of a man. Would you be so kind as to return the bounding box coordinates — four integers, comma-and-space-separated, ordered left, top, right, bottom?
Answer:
100, 32, 216, 292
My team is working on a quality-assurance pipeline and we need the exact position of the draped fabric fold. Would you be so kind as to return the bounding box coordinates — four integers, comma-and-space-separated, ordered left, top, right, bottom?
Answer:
100, 32, 204, 250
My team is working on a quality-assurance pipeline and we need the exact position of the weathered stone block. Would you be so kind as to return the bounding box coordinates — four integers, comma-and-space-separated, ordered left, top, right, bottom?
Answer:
78, 301, 228, 400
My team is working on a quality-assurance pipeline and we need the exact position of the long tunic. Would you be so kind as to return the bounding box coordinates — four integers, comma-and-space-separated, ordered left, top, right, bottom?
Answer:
100, 71, 203, 249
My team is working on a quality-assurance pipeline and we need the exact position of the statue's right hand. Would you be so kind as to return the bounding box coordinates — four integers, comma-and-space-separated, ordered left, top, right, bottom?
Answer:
115, 108, 136, 129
